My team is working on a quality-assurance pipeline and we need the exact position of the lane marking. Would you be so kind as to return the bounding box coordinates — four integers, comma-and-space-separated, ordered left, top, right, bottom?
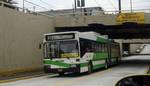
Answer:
55, 64, 149, 86
55, 68, 113, 86
1, 64, 149, 85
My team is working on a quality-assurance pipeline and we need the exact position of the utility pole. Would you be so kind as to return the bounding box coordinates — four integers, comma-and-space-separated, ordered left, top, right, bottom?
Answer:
130, 0, 133, 12
23, 0, 25, 12
74, 0, 77, 9
118, 0, 121, 13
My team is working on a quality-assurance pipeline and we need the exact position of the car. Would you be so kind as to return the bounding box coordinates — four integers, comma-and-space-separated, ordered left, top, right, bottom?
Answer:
115, 75, 150, 86
136, 49, 140, 53
140, 46, 144, 49
123, 51, 129, 56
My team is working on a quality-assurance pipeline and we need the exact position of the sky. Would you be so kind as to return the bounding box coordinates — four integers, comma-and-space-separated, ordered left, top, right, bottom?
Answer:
14, 0, 150, 12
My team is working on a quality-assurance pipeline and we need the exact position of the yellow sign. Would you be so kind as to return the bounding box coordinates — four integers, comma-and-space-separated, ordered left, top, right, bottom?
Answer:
116, 12, 145, 24
61, 53, 79, 58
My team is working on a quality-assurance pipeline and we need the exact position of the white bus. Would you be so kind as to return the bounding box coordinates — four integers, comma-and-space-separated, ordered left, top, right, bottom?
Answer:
43, 31, 120, 75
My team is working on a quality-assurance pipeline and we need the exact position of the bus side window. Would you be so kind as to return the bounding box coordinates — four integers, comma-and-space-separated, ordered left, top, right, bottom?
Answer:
80, 40, 85, 56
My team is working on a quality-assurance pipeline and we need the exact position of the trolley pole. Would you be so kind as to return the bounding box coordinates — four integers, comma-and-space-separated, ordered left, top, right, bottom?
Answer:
118, 0, 121, 13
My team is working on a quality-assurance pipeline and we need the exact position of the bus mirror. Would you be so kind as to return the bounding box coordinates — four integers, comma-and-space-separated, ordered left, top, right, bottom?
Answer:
39, 43, 42, 49
115, 75, 150, 86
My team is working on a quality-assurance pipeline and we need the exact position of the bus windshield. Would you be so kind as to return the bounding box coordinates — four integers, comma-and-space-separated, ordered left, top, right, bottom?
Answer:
44, 40, 79, 59
60, 41, 79, 58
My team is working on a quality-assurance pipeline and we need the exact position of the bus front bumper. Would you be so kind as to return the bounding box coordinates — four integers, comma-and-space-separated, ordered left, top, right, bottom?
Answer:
44, 66, 80, 73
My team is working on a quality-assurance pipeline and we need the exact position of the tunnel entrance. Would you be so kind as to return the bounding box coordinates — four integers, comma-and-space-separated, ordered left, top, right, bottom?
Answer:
121, 39, 150, 56
122, 43, 150, 56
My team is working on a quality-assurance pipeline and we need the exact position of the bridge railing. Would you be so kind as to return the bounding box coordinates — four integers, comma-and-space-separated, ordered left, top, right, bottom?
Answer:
39, 9, 150, 17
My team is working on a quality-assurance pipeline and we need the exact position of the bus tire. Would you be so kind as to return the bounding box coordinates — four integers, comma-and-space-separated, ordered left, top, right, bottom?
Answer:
116, 58, 119, 64
88, 62, 92, 74
58, 72, 64, 76
105, 59, 108, 69
44, 67, 49, 73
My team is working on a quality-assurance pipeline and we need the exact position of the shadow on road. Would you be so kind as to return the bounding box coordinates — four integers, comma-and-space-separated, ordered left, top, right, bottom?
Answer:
48, 65, 118, 78
47, 55, 150, 78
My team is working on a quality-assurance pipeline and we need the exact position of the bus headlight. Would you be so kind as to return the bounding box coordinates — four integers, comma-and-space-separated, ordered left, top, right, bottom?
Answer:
71, 64, 77, 68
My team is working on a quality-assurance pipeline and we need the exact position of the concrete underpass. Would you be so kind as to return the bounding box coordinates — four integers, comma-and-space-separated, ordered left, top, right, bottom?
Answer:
0, 1, 150, 86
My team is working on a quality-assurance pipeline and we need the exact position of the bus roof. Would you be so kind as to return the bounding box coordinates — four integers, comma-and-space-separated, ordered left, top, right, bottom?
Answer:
44, 31, 79, 36
44, 31, 108, 42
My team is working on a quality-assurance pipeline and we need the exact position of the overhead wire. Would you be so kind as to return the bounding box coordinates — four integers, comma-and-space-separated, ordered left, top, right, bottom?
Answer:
132, 0, 150, 3
24, 0, 49, 10
39, 0, 54, 9
94, 0, 102, 7
93, 0, 117, 11
106, 0, 117, 11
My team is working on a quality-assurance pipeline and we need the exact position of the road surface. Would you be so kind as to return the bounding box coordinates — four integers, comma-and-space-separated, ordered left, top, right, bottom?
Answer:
0, 45, 150, 86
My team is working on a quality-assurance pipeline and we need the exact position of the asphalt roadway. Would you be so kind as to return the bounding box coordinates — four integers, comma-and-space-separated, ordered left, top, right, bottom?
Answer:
0, 45, 150, 86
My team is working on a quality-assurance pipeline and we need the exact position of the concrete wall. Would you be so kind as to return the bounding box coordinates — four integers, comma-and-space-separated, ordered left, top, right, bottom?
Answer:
145, 13, 150, 24
54, 12, 150, 27
54, 14, 116, 27
0, 7, 54, 75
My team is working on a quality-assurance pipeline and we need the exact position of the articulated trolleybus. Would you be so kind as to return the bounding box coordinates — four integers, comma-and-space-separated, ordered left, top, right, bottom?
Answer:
43, 31, 120, 75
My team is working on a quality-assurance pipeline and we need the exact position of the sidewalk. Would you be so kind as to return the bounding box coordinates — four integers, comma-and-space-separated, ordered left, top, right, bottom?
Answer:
0, 71, 48, 83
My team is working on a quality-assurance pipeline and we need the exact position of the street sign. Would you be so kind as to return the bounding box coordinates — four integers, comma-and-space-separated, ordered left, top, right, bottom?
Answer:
116, 12, 145, 24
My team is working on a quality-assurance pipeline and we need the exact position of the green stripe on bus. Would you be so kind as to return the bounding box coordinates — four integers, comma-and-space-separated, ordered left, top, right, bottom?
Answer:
44, 60, 70, 68
93, 52, 108, 60
80, 63, 88, 67
93, 64, 105, 70
96, 37, 107, 43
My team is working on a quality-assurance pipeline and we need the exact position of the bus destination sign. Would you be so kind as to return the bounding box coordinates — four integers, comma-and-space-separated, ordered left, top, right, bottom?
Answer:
45, 33, 75, 41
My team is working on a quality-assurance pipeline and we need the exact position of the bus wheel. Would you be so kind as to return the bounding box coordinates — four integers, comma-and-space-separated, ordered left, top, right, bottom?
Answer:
116, 58, 119, 65
88, 62, 92, 74
44, 67, 48, 73
105, 59, 108, 69
58, 72, 64, 76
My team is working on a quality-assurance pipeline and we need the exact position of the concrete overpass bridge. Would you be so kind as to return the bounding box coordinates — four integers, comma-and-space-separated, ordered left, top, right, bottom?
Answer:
55, 23, 150, 56
55, 23, 150, 39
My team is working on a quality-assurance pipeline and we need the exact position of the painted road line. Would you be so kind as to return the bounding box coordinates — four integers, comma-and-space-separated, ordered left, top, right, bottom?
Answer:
55, 64, 149, 86
0, 73, 55, 84
55, 68, 113, 86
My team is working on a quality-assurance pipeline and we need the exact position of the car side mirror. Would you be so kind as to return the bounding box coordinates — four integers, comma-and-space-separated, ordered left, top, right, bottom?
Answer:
115, 75, 150, 86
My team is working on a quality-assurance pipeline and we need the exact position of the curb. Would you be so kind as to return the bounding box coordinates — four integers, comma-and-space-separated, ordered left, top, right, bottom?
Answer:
0, 73, 48, 84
